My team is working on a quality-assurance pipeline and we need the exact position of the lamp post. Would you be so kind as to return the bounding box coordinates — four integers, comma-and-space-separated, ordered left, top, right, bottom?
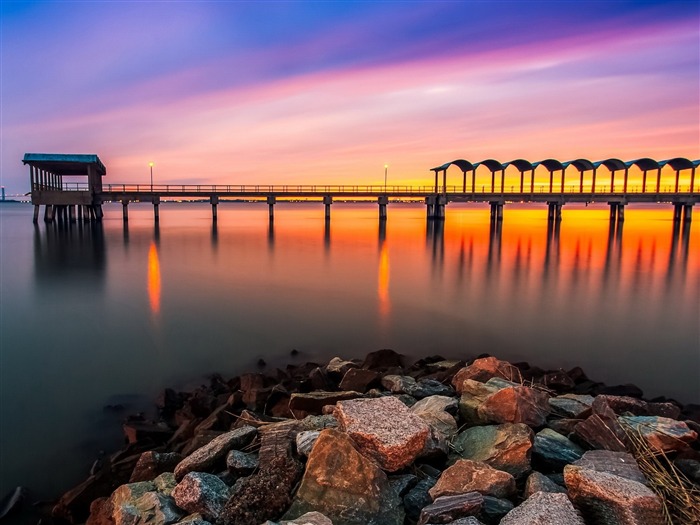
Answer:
384, 164, 388, 193
149, 162, 154, 191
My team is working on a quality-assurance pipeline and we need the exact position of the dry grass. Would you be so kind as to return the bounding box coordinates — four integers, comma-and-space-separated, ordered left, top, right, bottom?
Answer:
621, 423, 700, 525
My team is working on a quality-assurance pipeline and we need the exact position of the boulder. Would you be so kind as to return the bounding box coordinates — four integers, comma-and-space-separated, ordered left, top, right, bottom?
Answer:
326, 357, 360, 377
338, 368, 381, 392
548, 395, 594, 419
133, 492, 184, 525
417, 493, 484, 525
284, 429, 404, 525
174, 426, 257, 480
592, 395, 681, 419
500, 491, 584, 525
412, 396, 459, 439
171, 473, 229, 522
130, 452, 184, 483
540, 371, 576, 393
388, 474, 417, 497
478, 386, 550, 427
572, 450, 647, 485
429, 460, 516, 500
154, 473, 177, 497
225, 450, 258, 476
451, 423, 533, 479
546, 418, 583, 437
403, 477, 437, 521
533, 428, 584, 471
451, 357, 520, 391
523, 472, 567, 498
458, 380, 503, 425
620, 415, 697, 453
262, 512, 334, 524
480, 495, 514, 524
334, 396, 430, 472
361, 349, 404, 370
176, 513, 212, 525
573, 403, 627, 452
564, 465, 665, 524
289, 391, 363, 417
382, 375, 454, 399
295, 431, 320, 457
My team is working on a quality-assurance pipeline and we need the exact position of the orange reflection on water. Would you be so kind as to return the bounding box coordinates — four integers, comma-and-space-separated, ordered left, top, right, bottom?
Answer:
378, 241, 390, 317
148, 241, 161, 314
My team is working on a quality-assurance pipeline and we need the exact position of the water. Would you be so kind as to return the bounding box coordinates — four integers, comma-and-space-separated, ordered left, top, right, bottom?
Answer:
0, 201, 698, 500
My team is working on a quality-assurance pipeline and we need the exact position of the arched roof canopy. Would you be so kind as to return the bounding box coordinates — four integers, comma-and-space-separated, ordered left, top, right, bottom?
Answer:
533, 159, 564, 172
626, 158, 660, 171
431, 159, 476, 173
504, 159, 534, 172
476, 159, 505, 172
564, 159, 595, 172
659, 157, 694, 171
595, 158, 626, 171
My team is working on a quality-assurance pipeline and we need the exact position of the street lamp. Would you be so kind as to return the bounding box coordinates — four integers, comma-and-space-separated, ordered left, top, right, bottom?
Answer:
384, 164, 389, 193
149, 162, 154, 191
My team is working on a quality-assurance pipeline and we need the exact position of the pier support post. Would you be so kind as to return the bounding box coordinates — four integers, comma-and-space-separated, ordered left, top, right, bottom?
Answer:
78, 205, 83, 222
210, 195, 219, 221
122, 200, 129, 222
267, 195, 276, 221
617, 204, 625, 222
435, 195, 447, 221
425, 195, 436, 220
153, 196, 160, 223
555, 203, 562, 222
378, 195, 388, 221
609, 203, 618, 222
69, 205, 76, 223
547, 203, 555, 222
673, 203, 683, 222
94, 205, 103, 222
33, 205, 39, 224
323, 195, 332, 221
44, 205, 53, 223
83, 206, 90, 222
683, 204, 693, 222
496, 203, 503, 221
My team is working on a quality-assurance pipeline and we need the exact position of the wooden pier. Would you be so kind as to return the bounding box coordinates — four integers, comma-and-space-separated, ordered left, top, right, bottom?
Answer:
23, 153, 699, 224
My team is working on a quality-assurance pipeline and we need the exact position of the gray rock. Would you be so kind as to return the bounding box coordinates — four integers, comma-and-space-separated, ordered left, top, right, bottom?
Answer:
262, 511, 334, 524
533, 428, 584, 471
154, 473, 177, 497
295, 431, 320, 457
480, 495, 514, 524
619, 415, 698, 453
174, 426, 257, 480
388, 474, 417, 497
175, 513, 212, 525
130, 452, 185, 483
225, 450, 258, 475
412, 395, 459, 439
381, 375, 454, 399
549, 395, 594, 419
171, 472, 230, 522
424, 518, 484, 525
500, 491, 584, 524
458, 380, 503, 425
133, 492, 184, 525
403, 477, 437, 520
325, 357, 359, 376
417, 492, 484, 525
573, 450, 647, 485
523, 471, 567, 499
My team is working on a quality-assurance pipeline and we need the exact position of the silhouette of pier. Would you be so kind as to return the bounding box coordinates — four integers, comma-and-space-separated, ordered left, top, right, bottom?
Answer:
24, 153, 698, 224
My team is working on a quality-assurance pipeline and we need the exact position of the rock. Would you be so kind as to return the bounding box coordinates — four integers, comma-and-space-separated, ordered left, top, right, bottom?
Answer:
122, 422, 173, 445
549, 395, 594, 419
111, 482, 157, 507
478, 386, 551, 427
175, 512, 212, 525
674, 458, 700, 485
458, 380, 503, 425
424, 518, 484, 525
619, 415, 697, 453
361, 349, 404, 370
266, 511, 334, 524
412, 394, 458, 415
240, 374, 267, 410
382, 375, 455, 399
289, 391, 363, 417
225, 450, 258, 476
326, 357, 359, 376
546, 418, 582, 437
296, 430, 320, 457
417, 493, 484, 525
597, 384, 644, 398
564, 465, 665, 524
334, 396, 430, 472
451, 357, 520, 391
500, 491, 584, 525
130, 452, 184, 483
154, 473, 177, 497
194, 404, 234, 435
429, 460, 516, 500
338, 368, 381, 392
171, 473, 229, 522
540, 371, 576, 393
133, 492, 184, 525
480, 495, 514, 524
180, 432, 224, 457
523, 472, 567, 498
403, 477, 437, 521
592, 395, 681, 419
533, 428, 584, 471
284, 429, 404, 525
220, 454, 303, 525
573, 403, 627, 452
451, 423, 533, 479
573, 450, 647, 485
174, 426, 257, 480
388, 474, 417, 497
413, 397, 459, 440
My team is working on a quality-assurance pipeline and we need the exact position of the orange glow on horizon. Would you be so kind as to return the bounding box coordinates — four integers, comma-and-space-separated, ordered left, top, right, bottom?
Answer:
148, 241, 161, 314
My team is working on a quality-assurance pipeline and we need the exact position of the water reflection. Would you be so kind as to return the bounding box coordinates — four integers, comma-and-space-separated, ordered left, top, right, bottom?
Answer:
147, 242, 161, 315
378, 232, 390, 319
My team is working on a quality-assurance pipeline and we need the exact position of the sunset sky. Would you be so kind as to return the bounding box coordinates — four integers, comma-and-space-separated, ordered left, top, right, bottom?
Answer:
1, 0, 698, 194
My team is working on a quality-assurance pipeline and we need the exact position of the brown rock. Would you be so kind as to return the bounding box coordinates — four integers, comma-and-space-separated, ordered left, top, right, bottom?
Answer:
361, 349, 404, 370
500, 491, 584, 525
174, 426, 257, 480
417, 493, 484, 525
573, 403, 627, 452
412, 395, 459, 439
429, 460, 516, 500
334, 396, 430, 472
478, 386, 551, 427
338, 368, 381, 392
458, 379, 503, 425
572, 450, 647, 485
284, 429, 404, 525
129, 451, 183, 483
451, 357, 520, 392
549, 394, 594, 419
523, 472, 567, 498
240, 374, 267, 410
289, 391, 363, 418
592, 395, 681, 419
564, 465, 665, 524
620, 415, 697, 453
325, 357, 360, 376
451, 423, 533, 479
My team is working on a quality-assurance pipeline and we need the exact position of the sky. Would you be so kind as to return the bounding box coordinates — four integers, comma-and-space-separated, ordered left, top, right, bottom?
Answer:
1, 0, 699, 193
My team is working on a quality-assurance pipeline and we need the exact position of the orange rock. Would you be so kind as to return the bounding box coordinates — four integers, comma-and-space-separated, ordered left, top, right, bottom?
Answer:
478, 386, 550, 427
429, 459, 516, 500
451, 357, 521, 392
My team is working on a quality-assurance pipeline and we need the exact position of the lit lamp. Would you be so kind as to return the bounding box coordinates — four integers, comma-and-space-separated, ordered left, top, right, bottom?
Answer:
149, 162, 154, 191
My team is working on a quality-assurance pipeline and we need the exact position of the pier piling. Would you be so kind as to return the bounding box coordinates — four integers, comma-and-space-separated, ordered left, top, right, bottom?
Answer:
267, 195, 276, 221
323, 195, 333, 220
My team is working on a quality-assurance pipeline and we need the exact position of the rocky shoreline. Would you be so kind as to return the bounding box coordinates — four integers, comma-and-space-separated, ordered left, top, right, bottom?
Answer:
17, 351, 700, 524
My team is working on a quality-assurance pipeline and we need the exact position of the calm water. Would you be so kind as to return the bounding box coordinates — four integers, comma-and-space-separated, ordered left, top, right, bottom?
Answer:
0, 201, 698, 499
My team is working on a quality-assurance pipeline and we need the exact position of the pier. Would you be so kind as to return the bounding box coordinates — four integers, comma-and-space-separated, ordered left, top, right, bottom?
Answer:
23, 153, 698, 224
